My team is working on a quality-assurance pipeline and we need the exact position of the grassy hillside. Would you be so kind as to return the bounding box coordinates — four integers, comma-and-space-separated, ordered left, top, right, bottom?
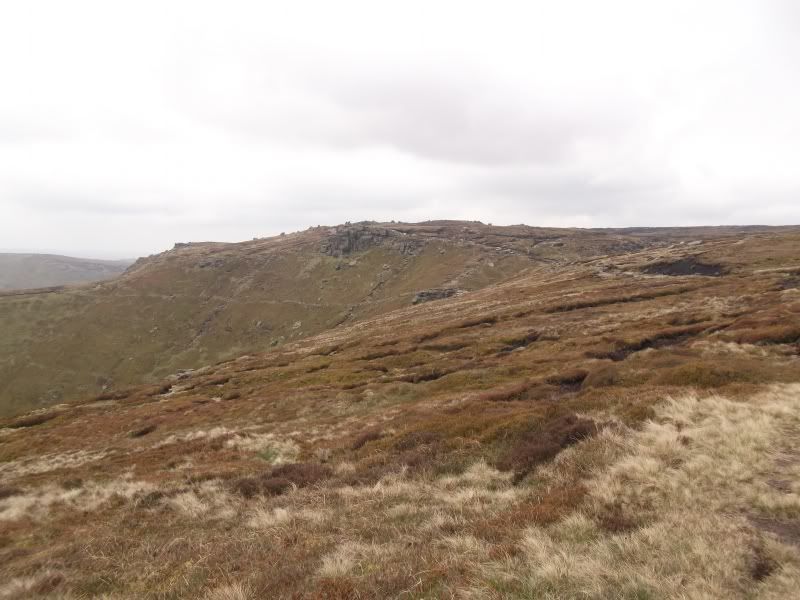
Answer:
0, 253, 131, 291
1, 226, 799, 598
0, 222, 663, 417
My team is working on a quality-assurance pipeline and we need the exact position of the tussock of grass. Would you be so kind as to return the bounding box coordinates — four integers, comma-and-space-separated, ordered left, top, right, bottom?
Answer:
456, 315, 498, 329
396, 367, 452, 383
203, 582, 254, 600
358, 348, 404, 361
224, 432, 299, 464
154, 426, 236, 448
421, 340, 470, 352
318, 541, 401, 578
545, 368, 589, 388
392, 430, 441, 451
232, 476, 291, 499
477, 380, 537, 402
655, 360, 762, 387
589, 323, 708, 361
0, 485, 22, 500
544, 286, 692, 313
411, 315, 498, 345
731, 324, 800, 345
498, 330, 540, 352
0, 570, 64, 599
93, 389, 131, 401
129, 423, 158, 437
0, 448, 109, 478
582, 363, 620, 388
169, 481, 237, 519
350, 428, 383, 450
6, 411, 57, 429
0, 476, 155, 521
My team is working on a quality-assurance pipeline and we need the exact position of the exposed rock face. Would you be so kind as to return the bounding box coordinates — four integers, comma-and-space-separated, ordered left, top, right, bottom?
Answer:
412, 288, 460, 304
320, 225, 422, 257
642, 257, 725, 277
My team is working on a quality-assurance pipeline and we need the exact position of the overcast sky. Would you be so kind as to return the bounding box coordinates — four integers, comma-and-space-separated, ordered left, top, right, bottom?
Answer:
1, 0, 799, 258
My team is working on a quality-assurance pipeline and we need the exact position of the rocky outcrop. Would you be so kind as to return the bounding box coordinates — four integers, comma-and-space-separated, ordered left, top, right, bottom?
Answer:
412, 288, 461, 305
320, 225, 423, 257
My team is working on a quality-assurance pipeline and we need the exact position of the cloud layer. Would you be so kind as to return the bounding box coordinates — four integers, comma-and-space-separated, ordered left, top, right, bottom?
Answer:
1, 0, 798, 257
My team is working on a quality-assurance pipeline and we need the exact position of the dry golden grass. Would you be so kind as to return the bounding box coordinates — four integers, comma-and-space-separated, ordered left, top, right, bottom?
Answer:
467, 384, 800, 599
204, 582, 255, 600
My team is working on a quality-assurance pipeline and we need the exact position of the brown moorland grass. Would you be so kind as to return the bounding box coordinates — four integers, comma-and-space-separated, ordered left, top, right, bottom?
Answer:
731, 324, 800, 345
1, 229, 799, 597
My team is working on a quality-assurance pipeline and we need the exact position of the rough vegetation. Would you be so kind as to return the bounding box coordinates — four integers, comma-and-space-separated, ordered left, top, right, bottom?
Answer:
1, 222, 799, 598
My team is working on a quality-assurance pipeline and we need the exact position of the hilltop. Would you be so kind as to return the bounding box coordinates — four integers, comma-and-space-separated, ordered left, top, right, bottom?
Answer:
0, 253, 131, 291
1, 223, 799, 598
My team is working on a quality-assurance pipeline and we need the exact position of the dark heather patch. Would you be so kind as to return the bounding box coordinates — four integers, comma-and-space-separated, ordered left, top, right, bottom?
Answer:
0, 485, 23, 500
498, 331, 540, 353
8, 412, 57, 428
232, 463, 332, 498
588, 324, 708, 362
748, 542, 778, 582
496, 413, 598, 483
351, 429, 383, 450
545, 369, 589, 391
129, 423, 157, 438
748, 515, 800, 548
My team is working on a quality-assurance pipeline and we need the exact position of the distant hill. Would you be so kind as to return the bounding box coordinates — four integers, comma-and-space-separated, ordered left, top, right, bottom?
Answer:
0, 253, 132, 291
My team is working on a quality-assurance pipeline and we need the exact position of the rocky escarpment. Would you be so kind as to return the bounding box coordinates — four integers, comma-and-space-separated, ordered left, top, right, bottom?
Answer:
320, 224, 424, 257
412, 288, 461, 304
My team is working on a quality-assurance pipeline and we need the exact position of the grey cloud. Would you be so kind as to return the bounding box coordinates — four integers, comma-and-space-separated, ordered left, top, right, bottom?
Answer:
184, 60, 641, 168
319, 71, 638, 166
458, 166, 678, 224
9, 186, 184, 217
0, 125, 67, 144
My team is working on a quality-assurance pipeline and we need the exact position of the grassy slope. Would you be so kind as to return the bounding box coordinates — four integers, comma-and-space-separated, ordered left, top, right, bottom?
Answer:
0, 253, 131, 290
0, 222, 653, 417
0, 228, 799, 597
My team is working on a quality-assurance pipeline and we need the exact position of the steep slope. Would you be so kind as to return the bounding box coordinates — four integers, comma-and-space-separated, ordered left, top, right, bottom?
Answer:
1, 227, 799, 598
0, 253, 131, 291
0, 221, 635, 417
